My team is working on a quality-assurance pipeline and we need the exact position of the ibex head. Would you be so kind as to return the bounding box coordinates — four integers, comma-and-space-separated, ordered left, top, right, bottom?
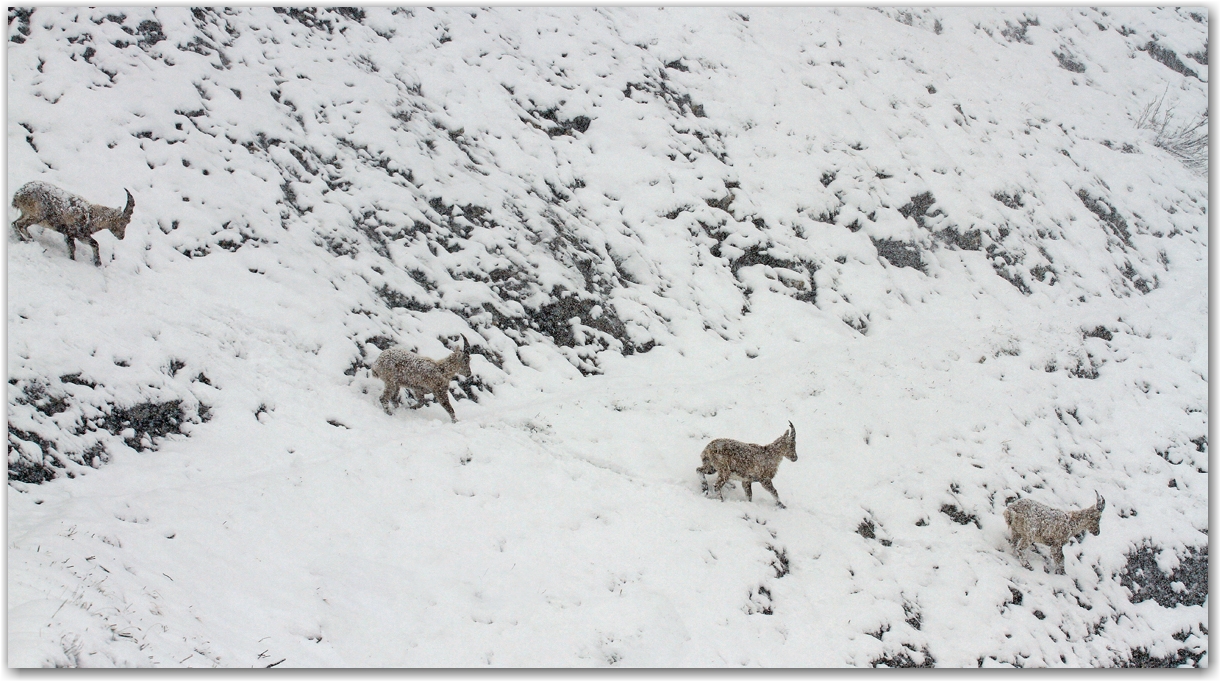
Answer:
453, 335, 472, 377
782, 421, 797, 462
110, 189, 135, 240
1085, 492, 1105, 536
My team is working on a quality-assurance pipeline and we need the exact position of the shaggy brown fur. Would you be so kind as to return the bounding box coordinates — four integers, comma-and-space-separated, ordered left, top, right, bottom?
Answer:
697, 422, 798, 508
1004, 492, 1105, 574
371, 337, 472, 422
12, 181, 134, 266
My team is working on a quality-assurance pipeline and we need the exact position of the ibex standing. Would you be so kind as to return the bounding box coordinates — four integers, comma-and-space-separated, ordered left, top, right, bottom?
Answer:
1004, 492, 1105, 574
697, 422, 798, 508
11, 181, 134, 266
371, 337, 472, 422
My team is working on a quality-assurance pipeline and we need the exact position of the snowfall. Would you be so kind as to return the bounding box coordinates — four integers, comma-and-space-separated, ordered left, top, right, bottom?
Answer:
5, 6, 1209, 668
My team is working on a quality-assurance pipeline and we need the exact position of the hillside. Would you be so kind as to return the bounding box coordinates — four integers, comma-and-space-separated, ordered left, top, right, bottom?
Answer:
6, 7, 1208, 667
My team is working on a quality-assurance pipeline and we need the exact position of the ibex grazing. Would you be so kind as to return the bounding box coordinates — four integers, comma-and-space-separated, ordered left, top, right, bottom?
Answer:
1004, 492, 1105, 575
697, 422, 798, 508
12, 181, 134, 266
371, 337, 472, 422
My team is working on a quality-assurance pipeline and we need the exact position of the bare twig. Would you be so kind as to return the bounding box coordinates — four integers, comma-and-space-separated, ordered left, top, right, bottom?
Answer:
1136, 88, 1208, 174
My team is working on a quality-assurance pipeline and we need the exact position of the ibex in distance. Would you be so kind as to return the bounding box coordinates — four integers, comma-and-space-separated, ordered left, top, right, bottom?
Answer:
371, 337, 472, 422
697, 422, 798, 508
12, 181, 134, 266
1004, 492, 1105, 575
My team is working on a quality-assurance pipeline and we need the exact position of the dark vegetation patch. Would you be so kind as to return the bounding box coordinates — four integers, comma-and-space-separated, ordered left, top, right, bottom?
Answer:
8, 427, 63, 483
376, 285, 431, 313
524, 107, 592, 137
1000, 15, 1039, 44
993, 191, 1023, 209
1077, 190, 1132, 246
872, 646, 935, 668
624, 74, 706, 119
857, 518, 876, 539
746, 585, 773, 615
135, 19, 165, 49
986, 233, 1032, 295
1118, 261, 1155, 294
273, 7, 364, 33
872, 238, 924, 272
940, 503, 980, 529
1120, 544, 1207, 608
856, 518, 891, 546
767, 545, 790, 578
14, 380, 70, 417
1053, 49, 1087, 73
8, 7, 33, 43
101, 400, 203, 451
9, 376, 211, 484
1186, 41, 1207, 65
699, 216, 818, 304
1068, 353, 1101, 379
1142, 41, 1199, 79
1118, 646, 1206, 668
1083, 325, 1112, 341
903, 191, 981, 251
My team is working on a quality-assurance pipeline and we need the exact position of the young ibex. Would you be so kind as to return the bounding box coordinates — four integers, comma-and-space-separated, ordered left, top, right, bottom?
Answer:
697, 422, 798, 508
12, 181, 134, 266
1004, 492, 1105, 575
371, 337, 472, 422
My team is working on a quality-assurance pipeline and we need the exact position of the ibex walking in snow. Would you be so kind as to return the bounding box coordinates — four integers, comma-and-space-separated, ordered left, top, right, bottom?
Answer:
697, 422, 798, 508
371, 337, 472, 422
1004, 492, 1105, 574
11, 181, 134, 266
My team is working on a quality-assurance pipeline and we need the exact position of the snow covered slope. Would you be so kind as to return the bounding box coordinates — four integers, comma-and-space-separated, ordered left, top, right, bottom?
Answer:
7, 6, 1207, 667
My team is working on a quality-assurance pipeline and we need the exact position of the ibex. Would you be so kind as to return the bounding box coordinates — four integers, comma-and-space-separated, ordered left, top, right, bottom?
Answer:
371, 337, 472, 422
697, 422, 798, 508
1004, 492, 1105, 574
12, 181, 134, 266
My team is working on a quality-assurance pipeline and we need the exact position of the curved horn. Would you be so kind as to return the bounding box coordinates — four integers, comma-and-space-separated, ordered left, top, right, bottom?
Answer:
1095, 491, 1105, 511
122, 189, 134, 216
462, 335, 470, 353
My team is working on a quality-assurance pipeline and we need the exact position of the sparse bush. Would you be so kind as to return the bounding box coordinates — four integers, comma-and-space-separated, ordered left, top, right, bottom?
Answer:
1136, 91, 1208, 174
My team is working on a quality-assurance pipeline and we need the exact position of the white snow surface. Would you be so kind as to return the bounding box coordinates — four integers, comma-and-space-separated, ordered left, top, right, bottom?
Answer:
6, 6, 1208, 667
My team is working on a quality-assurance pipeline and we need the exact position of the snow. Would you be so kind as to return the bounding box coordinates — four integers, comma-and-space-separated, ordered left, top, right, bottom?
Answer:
6, 6, 1208, 668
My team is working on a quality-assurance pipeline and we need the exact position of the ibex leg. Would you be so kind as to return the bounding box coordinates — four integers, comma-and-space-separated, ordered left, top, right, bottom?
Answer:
1014, 536, 1031, 569
379, 383, 399, 414
87, 236, 102, 266
436, 390, 457, 422
12, 216, 34, 240
761, 480, 785, 508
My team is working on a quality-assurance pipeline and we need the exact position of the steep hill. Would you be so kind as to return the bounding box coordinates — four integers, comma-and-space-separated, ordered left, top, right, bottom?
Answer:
7, 7, 1208, 667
